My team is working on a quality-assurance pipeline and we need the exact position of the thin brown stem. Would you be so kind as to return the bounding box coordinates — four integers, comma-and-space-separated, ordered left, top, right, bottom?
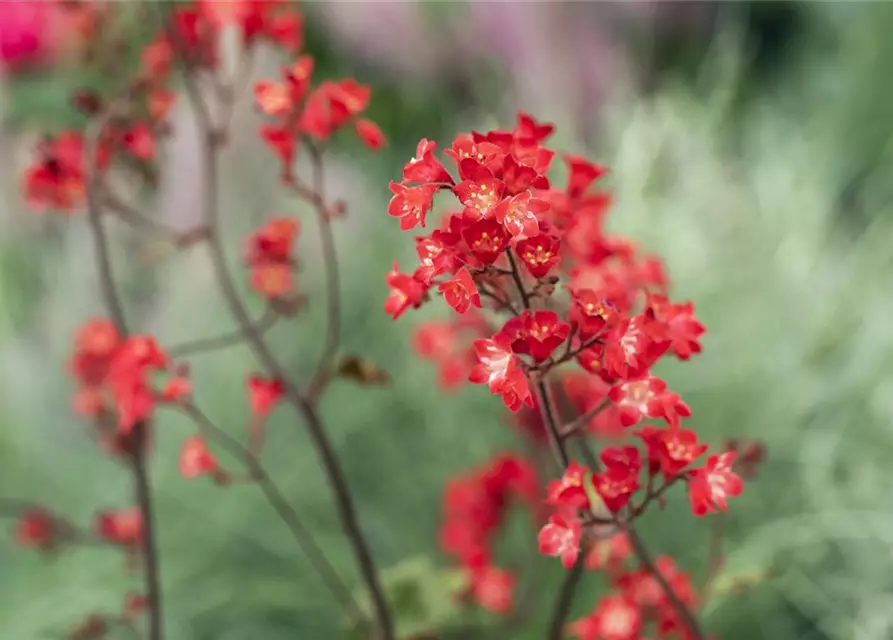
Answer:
103, 191, 183, 242
506, 248, 531, 309
701, 513, 726, 597
478, 282, 521, 317
558, 398, 611, 439
166, 24, 393, 637
549, 557, 584, 639
627, 526, 705, 638
536, 380, 571, 469
85, 101, 164, 640
166, 307, 279, 359
129, 427, 163, 640
176, 403, 366, 628
303, 142, 342, 402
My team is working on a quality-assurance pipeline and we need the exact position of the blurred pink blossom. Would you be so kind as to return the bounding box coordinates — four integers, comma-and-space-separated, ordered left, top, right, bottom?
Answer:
0, 0, 62, 73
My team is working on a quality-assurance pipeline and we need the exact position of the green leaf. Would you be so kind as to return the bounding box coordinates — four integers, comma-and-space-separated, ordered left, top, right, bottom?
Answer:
349, 555, 466, 638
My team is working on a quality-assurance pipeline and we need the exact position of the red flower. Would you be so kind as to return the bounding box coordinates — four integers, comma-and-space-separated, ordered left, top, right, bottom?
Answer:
0, 0, 62, 72
516, 233, 561, 278
438, 268, 481, 314
492, 191, 547, 238
468, 565, 515, 614
245, 217, 299, 265
250, 263, 293, 299
179, 435, 218, 479
461, 218, 509, 264
260, 124, 296, 181
468, 335, 516, 393
468, 335, 533, 412
384, 262, 426, 319
645, 293, 706, 361
107, 336, 168, 433
567, 594, 641, 640
161, 375, 192, 404
538, 513, 581, 569
453, 165, 505, 222
23, 132, 102, 213
247, 375, 284, 417
608, 375, 691, 428
687, 452, 743, 516
603, 314, 669, 380
96, 507, 143, 546
514, 111, 555, 144
16, 509, 55, 550
584, 533, 632, 573
254, 55, 313, 115
121, 122, 156, 161
570, 289, 617, 339
593, 446, 641, 513
500, 154, 550, 195
355, 118, 386, 150
387, 182, 438, 231
402, 139, 453, 185
511, 310, 570, 363
546, 461, 591, 510
564, 154, 608, 199
637, 426, 708, 480
415, 233, 460, 282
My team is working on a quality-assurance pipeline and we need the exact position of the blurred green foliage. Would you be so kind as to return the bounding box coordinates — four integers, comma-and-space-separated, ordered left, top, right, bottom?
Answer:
3, 3, 893, 639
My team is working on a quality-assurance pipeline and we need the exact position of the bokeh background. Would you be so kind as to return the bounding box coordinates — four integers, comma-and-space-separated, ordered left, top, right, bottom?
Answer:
2, 1, 893, 639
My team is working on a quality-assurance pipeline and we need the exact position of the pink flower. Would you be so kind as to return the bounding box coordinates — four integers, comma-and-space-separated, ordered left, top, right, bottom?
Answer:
0, 1, 61, 72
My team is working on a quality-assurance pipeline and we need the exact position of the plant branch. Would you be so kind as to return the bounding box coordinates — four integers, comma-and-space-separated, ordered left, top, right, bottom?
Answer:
301, 142, 342, 402
176, 403, 366, 628
506, 249, 531, 309
166, 307, 279, 359
103, 190, 184, 242
85, 99, 164, 640
701, 513, 726, 598
165, 22, 394, 637
558, 398, 611, 439
549, 557, 584, 640
626, 525, 705, 638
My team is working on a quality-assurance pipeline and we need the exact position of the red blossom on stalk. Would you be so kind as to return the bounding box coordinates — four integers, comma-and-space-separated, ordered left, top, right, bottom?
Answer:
438, 268, 482, 314
16, 509, 56, 551
96, 507, 143, 547
179, 435, 218, 479
385, 112, 743, 634
247, 375, 285, 417
538, 512, 582, 569
687, 452, 744, 516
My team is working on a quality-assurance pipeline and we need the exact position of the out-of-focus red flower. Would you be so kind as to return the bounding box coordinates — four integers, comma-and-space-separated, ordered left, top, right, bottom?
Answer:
0, 1, 61, 73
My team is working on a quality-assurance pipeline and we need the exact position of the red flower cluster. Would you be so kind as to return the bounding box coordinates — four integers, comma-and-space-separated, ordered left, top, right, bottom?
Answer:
386, 112, 747, 628
568, 553, 699, 640
253, 44, 385, 182
439, 453, 540, 613
67, 319, 190, 438
22, 132, 107, 213
244, 217, 300, 300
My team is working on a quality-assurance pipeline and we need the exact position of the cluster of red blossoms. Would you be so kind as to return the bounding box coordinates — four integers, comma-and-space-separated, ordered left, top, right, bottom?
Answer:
386, 113, 751, 636
440, 453, 541, 613
22, 0, 383, 216
66, 317, 286, 479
